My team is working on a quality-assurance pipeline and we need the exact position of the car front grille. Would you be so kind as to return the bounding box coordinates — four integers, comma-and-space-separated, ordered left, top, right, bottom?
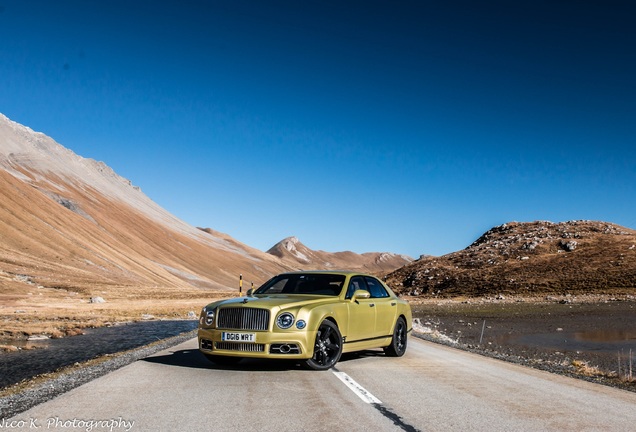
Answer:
215, 342, 265, 352
217, 307, 270, 331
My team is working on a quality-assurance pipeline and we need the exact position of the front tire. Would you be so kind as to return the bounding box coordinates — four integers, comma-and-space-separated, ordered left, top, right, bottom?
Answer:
384, 317, 407, 357
305, 320, 343, 370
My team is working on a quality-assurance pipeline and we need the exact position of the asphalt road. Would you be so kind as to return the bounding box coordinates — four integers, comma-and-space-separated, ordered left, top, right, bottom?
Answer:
6, 337, 636, 431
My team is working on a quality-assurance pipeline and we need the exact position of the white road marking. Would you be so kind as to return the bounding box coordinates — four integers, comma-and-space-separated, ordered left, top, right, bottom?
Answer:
332, 371, 382, 404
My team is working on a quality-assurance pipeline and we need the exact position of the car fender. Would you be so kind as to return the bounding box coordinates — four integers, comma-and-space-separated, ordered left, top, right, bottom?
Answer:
300, 301, 347, 333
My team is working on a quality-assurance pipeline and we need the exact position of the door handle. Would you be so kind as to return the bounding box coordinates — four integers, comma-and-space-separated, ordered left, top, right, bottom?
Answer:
391, 302, 396, 306
369, 303, 375, 307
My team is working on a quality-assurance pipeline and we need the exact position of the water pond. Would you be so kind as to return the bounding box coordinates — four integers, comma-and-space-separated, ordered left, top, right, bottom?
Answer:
501, 329, 636, 353
0, 320, 197, 389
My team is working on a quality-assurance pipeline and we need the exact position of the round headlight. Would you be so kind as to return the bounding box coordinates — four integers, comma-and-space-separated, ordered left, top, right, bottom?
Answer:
204, 309, 215, 326
276, 312, 295, 329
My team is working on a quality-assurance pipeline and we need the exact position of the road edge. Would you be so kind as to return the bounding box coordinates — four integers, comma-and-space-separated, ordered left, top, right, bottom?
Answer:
0, 330, 197, 419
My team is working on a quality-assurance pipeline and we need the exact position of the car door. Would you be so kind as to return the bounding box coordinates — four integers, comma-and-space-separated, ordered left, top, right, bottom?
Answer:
365, 276, 398, 339
345, 276, 376, 343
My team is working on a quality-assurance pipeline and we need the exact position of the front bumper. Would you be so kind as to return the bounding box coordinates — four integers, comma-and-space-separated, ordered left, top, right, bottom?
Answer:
198, 328, 315, 360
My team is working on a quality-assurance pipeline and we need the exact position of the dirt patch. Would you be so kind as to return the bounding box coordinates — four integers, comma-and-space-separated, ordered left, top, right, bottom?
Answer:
410, 296, 636, 392
0, 291, 233, 342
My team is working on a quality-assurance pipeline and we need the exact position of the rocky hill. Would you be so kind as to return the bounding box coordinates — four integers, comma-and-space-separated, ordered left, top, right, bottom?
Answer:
266, 236, 413, 272
0, 113, 298, 300
0, 113, 409, 317
386, 221, 636, 298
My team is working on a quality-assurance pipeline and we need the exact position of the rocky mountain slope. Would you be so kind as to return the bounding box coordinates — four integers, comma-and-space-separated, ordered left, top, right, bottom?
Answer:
267, 236, 412, 272
0, 114, 297, 301
386, 221, 636, 298
0, 113, 409, 313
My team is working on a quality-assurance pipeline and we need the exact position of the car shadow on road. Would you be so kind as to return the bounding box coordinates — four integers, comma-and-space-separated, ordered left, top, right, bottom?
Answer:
142, 348, 387, 371
142, 349, 305, 372
339, 349, 386, 363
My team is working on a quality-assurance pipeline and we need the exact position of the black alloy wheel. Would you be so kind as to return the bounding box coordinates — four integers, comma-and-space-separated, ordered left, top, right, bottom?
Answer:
305, 320, 343, 370
384, 317, 407, 357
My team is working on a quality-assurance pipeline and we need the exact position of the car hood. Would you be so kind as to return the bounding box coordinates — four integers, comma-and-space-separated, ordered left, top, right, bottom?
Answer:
208, 295, 336, 311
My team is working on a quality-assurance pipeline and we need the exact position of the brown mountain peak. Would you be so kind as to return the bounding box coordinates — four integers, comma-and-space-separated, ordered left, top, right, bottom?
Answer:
267, 237, 412, 273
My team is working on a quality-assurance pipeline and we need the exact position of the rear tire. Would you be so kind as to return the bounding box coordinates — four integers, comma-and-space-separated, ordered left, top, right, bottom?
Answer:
305, 320, 343, 370
384, 317, 407, 357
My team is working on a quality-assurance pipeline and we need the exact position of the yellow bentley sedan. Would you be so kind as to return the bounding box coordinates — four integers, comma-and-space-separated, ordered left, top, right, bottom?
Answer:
198, 271, 412, 370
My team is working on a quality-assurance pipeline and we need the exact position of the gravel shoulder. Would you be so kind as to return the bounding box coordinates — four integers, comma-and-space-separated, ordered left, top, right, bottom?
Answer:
0, 330, 196, 419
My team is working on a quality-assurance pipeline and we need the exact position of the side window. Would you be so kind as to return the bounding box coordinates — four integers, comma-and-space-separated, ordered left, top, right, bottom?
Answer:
346, 276, 368, 299
365, 277, 389, 298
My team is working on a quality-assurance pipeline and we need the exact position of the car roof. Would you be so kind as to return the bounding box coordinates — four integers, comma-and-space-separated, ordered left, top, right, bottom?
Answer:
278, 270, 374, 277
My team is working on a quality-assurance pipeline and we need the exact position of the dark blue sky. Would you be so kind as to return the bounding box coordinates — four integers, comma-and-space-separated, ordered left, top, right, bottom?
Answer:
1, 1, 635, 256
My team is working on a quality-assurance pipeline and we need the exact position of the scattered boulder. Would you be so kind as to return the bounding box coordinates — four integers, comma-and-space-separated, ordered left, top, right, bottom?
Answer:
89, 296, 105, 303
560, 240, 578, 251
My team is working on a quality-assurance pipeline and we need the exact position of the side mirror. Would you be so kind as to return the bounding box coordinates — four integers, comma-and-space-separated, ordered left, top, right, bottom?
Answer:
351, 290, 370, 302
246, 288, 254, 297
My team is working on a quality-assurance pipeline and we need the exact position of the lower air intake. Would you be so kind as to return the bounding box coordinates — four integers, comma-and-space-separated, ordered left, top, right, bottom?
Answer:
215, 342, 265, 352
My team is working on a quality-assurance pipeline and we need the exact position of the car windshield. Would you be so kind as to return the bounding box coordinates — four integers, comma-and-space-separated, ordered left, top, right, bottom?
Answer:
254, 274, 346, 296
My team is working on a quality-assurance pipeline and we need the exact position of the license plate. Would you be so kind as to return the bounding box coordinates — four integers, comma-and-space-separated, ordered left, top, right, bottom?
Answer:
221, 332, 256, 342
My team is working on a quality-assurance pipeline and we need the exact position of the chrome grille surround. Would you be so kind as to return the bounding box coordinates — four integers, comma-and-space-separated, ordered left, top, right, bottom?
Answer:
217, 307, 270, 331
215, 342, 265, 352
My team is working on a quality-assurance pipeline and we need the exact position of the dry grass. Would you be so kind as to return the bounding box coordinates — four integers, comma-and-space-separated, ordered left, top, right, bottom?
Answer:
0, 288, 236, 339
571, 360, 608, 377
571, 358, 635, 389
